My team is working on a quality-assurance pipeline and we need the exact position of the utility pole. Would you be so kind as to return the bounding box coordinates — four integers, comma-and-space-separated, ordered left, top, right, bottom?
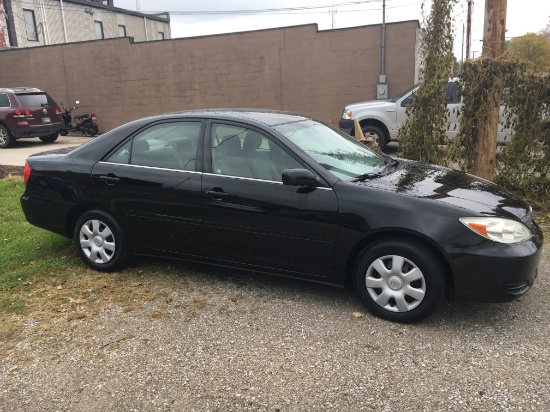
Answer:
377, 0, 388, 99
0, 0, 9, 47
330, 0, 336, 29
472, 0, 507, 181
465, 0, 473, 59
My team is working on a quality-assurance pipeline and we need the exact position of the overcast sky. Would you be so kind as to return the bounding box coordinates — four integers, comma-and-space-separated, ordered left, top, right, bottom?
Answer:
115, 0, 550, 60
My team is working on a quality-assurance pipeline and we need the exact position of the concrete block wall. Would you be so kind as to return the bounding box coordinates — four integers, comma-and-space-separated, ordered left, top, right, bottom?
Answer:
0, 21, 419, 132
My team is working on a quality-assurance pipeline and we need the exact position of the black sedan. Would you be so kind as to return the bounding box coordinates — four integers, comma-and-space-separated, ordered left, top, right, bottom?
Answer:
20, 109, 544, 323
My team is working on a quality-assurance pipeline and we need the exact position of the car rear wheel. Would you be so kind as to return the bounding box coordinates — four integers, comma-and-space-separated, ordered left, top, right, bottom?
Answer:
354, 238, 445, 323
39, 133, 58, 143
74, 210, 130, 272
0, 124, 15, 148
361, 125, 388, 151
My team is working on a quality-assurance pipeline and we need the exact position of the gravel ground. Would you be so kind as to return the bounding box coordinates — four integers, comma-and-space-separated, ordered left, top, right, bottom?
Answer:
1, 247, 549, 412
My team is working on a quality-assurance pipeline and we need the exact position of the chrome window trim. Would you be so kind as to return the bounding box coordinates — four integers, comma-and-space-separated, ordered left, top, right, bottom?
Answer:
96, 163, 333, 190
98, 161, 202, 174
203, 172, 333, 190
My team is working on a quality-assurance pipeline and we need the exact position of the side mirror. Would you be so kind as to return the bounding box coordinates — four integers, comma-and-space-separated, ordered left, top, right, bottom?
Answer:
282, 169, 318, 186
75, 100, 80, 105
401, 96, 413, 107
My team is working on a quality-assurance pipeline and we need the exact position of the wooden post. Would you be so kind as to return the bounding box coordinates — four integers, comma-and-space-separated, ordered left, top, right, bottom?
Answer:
472, 0, 507, 181
465, 0, 473, 60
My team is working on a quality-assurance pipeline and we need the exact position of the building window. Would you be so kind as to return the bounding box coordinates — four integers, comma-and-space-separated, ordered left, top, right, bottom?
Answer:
118, 25, 126, 37
158, 32, 164, 40
23, 9, 38, 41
94, 21, 104, 39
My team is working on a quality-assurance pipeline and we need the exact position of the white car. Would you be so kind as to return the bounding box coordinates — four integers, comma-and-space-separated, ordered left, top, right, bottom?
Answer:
338, 80, 511, 151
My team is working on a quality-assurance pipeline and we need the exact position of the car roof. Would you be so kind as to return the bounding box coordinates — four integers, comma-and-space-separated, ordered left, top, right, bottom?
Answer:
0, 87, 44, 94
153, 108, 313, 127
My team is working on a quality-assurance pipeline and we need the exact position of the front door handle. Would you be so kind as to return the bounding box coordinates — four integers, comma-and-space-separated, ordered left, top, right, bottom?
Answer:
205, 189, 229, 200
99, 174, 120, 185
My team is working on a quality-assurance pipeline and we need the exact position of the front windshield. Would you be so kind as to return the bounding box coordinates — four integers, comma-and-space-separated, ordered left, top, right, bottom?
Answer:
273, 119, 386, 181
390, 83, 418, 102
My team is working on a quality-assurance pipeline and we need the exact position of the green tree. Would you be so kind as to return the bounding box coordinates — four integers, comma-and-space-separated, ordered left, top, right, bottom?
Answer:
508, 33, 550, 71
398, 0, 456, 163
540, 17, 550, 40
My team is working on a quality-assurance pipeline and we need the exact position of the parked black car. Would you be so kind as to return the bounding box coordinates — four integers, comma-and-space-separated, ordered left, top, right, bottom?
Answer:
20, 109, 543, 323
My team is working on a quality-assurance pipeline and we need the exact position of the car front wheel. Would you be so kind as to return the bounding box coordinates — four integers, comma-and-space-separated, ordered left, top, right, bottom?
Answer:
74, 210, 130, 272
0, 124, 15, 148
354, 238, 446, 323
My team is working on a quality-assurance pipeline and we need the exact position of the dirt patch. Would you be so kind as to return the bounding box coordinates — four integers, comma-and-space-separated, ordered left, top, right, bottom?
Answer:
0, 166, 24, 179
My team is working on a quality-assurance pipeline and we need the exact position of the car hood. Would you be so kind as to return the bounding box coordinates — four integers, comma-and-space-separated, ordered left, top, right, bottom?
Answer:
344, 99, 395, 111
362, 160, 530, 219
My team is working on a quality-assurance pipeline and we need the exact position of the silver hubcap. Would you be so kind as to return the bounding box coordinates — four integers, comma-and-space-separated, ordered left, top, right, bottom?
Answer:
0, 129, 7, 145
365, 255, 426, 312
79, 219, 116, 264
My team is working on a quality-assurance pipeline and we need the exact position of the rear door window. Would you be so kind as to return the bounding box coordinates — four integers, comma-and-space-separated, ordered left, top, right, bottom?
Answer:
106, 121, 202, 171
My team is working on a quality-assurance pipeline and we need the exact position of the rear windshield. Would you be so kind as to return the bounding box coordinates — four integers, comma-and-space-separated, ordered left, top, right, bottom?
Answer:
16, 93, 57, 107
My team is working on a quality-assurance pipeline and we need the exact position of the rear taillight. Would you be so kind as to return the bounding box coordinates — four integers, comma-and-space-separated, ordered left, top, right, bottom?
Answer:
24, 161, 31, 185
91, 114, 96, 118
55, 108, 61, 114
14, 109, 31, 118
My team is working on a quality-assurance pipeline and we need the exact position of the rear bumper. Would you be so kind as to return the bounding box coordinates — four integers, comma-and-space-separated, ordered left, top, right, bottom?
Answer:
11, 121, 63, 138
20, 192, 71, 237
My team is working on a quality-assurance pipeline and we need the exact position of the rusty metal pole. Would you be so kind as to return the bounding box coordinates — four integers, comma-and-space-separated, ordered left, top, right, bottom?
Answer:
0, 0, 9, 47
472, 0, 507, 181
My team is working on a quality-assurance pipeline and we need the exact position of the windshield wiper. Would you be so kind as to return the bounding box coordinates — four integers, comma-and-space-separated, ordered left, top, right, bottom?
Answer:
352, 172, 383, 182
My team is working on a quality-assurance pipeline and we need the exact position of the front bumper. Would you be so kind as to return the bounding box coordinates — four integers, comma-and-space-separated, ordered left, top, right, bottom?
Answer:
444, 230, 543, 302
338, 118, 354, 135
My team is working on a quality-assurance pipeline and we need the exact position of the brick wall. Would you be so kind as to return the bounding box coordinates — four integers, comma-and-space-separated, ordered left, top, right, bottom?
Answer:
0, 21, 419, 132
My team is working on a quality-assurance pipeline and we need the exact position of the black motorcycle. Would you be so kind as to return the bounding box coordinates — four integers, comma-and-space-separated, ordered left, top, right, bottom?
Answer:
59, 101, 99, 137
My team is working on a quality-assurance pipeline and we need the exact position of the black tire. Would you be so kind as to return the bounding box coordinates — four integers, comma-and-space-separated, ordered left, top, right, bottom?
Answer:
353, 238, 446, 323
0, 124, 15, 148
73, 210, 130, 272
361, 125, 388, 151
60, 128, 69, 136
39, 133, 59, 143
85, 123, 98, 137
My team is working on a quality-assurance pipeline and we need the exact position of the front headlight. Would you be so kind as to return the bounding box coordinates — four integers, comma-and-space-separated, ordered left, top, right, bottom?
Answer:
459, 217, 532, 244
342, 109, 352, 120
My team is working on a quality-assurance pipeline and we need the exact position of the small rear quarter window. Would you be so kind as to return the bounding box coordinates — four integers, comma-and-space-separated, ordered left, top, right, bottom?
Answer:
0, 93, 10, 108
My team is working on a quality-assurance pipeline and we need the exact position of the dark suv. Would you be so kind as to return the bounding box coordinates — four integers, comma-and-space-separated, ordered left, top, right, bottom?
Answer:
0, 87, 63, 148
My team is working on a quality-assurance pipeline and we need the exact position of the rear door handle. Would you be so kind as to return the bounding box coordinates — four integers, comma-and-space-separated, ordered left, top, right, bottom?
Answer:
204, 189, 229, 200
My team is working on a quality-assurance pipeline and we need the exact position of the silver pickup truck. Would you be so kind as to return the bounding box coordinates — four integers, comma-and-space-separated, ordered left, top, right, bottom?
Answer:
338, 80, 511, 151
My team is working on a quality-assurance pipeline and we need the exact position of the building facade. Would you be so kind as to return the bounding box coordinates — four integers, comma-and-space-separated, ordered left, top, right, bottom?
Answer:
1, 0, 170, 48
0, 21, 421, 132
